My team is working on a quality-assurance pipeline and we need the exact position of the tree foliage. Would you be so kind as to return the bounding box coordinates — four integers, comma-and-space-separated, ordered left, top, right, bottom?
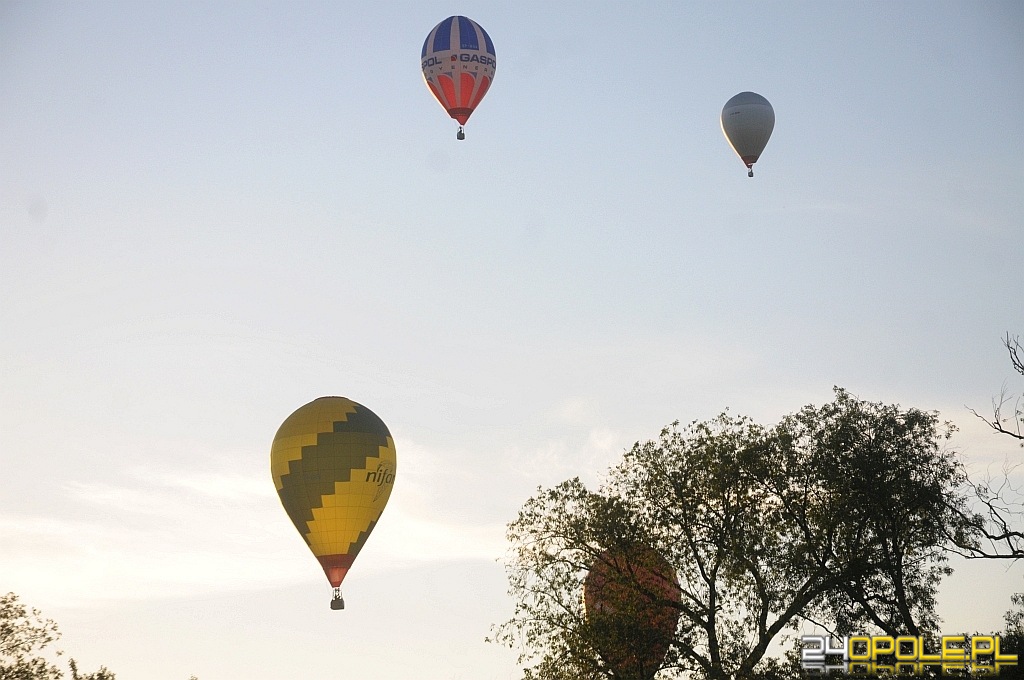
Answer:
67, 660, 115, 680
492, 389, 975, 680
0, 593, 62, 680
762, 392, 969, 638
1004, 593, 1024, 650
0, 593, 114, 680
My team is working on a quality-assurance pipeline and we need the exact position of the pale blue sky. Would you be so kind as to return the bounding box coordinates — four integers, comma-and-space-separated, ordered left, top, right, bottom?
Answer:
1, 2, 1022, 678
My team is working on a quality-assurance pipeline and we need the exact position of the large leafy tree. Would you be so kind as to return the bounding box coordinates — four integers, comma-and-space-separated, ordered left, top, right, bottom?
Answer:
492, 389, 975, 680
761, 391, 969, 638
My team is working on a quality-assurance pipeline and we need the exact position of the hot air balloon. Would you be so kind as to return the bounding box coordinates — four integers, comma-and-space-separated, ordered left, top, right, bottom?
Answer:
271, 396, 396, 610
421, 15, 496, 140
583, 546, 682, 679
721, 91, 775, 177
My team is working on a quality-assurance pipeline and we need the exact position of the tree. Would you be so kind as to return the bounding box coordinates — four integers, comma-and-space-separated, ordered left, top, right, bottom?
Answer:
0, 592, 62, 680
962, 333, 1024, 672
1003, 593, 1024, 656
946, 333, 1024, 560
67, 660, 115, 680
0, 593, 115, 680
760, 391, 971, 638
492, 389, 975, 680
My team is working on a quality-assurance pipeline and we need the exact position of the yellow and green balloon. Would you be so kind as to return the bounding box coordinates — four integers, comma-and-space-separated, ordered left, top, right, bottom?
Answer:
271, 396, 396, 608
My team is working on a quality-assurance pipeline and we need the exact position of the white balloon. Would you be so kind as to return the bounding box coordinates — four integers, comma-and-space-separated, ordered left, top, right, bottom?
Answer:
721, 92, 775, 177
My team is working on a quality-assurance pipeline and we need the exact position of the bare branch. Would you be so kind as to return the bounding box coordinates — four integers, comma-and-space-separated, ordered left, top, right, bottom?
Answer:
1007, 333, 1024, 378
968, 333, 1024, 444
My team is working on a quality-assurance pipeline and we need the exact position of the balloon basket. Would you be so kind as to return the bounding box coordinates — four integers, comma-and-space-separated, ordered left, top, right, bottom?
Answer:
330, 588, 345, 610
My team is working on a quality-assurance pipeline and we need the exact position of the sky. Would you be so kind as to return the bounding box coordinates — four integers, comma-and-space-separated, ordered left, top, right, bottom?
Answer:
1, 1, 1022, 678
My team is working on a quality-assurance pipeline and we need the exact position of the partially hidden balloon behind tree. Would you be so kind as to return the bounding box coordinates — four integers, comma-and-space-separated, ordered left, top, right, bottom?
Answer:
421, 15, 496, 140
270, 396, 396, 610
583, 546, 682, 679
721, 91, 775, 177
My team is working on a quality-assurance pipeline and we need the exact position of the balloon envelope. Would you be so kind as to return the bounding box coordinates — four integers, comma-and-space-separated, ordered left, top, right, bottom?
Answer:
271, 396, 396, 588
721, 91, 775, 173
421, 15, 496, 127
584, 547, 682, 678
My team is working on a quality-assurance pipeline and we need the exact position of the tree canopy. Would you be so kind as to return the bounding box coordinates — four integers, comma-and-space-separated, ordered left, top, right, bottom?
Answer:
492, 389, 977, 680
0, 592, 63, 680
0, 593, 114, 680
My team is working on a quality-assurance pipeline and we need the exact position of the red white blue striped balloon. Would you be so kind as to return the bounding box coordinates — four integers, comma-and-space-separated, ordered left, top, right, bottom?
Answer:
421, 16, 496, 134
